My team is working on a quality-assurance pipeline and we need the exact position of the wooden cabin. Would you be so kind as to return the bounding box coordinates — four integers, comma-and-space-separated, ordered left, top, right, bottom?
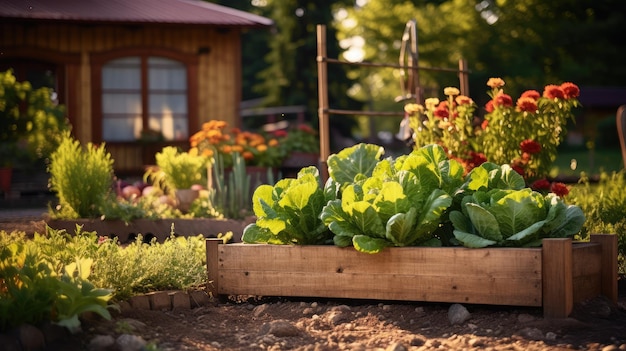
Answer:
0, 0, 272, 176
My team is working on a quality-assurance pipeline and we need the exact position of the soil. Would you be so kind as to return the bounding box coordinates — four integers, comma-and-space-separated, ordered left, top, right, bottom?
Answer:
2, 218, 626, 351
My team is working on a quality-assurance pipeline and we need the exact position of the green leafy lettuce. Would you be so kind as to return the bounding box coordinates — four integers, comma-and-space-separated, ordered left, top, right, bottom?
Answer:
242, 166, 336, 244
320, 144, 463, 253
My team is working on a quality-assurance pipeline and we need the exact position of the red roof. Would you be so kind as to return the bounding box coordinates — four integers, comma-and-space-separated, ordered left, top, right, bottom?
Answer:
0, 0, 273, 27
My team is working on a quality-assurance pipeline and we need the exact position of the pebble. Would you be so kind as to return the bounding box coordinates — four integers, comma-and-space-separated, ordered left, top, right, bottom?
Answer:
448, 304, 471, 325
116, 334, 146, 351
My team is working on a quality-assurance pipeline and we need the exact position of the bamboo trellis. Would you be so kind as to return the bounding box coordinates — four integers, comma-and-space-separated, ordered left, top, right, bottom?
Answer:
316, 21, 470, 181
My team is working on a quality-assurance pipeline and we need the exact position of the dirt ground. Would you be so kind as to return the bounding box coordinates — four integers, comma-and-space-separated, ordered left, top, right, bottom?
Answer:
2, 218, 626, 351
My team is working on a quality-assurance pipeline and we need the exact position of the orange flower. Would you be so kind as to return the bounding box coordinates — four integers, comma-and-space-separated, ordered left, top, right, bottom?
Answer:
256, 144, 268, 152
268, 139, 279, 147
487, 78, 505, 89
493, 93, 513, 107
560, 82, 580, 99
516, 97, 538, 113
550, 182, 569, 197
520, 90, 541, 100
543, 85, 565, 99
455, 95, 473, 105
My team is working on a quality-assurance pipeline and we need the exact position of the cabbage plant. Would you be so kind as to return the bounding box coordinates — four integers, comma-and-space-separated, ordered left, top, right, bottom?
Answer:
320, 144, 463, 253
242, 167, 337, 244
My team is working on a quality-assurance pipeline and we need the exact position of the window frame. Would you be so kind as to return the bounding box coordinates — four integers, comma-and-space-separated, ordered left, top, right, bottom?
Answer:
91, 48, 198, 143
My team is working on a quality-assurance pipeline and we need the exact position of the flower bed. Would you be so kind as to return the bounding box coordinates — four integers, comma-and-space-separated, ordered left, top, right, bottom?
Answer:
206, 234, 617, 318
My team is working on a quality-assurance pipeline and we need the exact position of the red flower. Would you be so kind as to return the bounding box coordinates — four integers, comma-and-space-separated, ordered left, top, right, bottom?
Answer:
520, 139, 541, 154
485, 100, 494, 113
481, 119, 489, 130
531, 179, 551, 191
298, 124, 316, 134
273, 129, 288, 138
469, 151, 487, 167
455, 95, 473, 105
433, 101, 450, 118
493, 93, 513, 108
550, 182, 569, 197
520, 90, 541, 100
511, 163, 525, 176
516, 97, 538, 113
543, 85, 565, 99
560, 82, 580, 99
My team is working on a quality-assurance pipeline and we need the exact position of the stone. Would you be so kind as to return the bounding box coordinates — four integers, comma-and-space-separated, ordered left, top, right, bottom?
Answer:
88, 335, 115, 351
149, 291, 172, 311
518, 327, 544, 340
259, 320, 300, 337
189, 290, 210, 307
16, 323, 45, 351
170, 291, 191, 309
116, 334, 147, 351
129, 295, 151, 310
253, 304, 269, 317
448, 304, 471, 325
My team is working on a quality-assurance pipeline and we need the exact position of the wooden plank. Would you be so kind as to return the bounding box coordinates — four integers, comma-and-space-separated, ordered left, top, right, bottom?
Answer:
218, 270, 541, 306
542, 238, 573, 318
591, 234, 618, 303
206, 239, 220, 299
572, 243, 602, 303
217, 244, 542, 306
219, 244, 541, 278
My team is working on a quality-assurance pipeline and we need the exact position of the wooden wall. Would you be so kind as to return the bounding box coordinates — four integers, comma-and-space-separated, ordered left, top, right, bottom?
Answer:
0, 21, 242, 144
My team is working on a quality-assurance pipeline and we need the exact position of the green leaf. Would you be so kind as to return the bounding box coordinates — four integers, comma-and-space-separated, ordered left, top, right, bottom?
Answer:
453, 230, 498, 248
352, 235, 389, 254
327, 143, 384, 187
465, 203, 502, 242
385, 209, 417, 246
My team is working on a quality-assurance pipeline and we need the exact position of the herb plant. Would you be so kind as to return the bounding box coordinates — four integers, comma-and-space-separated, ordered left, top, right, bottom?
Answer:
48, 132, 114, 218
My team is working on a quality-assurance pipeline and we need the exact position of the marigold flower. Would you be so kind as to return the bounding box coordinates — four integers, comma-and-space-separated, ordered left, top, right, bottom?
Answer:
487, 78, 505, 89
493, 93, 513, 108
433, 103, 449, 119
550, 182, 569, 197
404, 103, 424, 114
516, 97, 538, 113
424, 98, 440, 110
201, 148, 213, 158
268, 139, 279, 147
485, 100, 494, 113
242, 151, 254, 160
481, 119, 489, 130
520, 139, 541, 154
256, 144, 268, 152
455, 95, 473, 105
531, 179, 551, 191
560, 82, 580, 99
543, 85, 565, 99
444, 87, 460, 96
520, 90, 541, 100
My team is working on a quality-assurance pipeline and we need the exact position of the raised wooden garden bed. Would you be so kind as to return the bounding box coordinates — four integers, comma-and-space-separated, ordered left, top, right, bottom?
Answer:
47, 217, 254, 243
206, 234, 617, 318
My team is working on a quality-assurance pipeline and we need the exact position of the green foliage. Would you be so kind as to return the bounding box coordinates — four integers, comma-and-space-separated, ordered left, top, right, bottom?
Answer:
321, 144, 460, 253
0, 69, 69, 168
242, 166, 335, 245
144, 146, 207, 193
567, 171, 626, 273
0, 232, 114, 333
48, 133, 114, 219
31, 227, 207, 301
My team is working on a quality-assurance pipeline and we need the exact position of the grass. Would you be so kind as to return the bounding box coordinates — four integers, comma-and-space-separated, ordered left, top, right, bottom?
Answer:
551, 148, 624, 178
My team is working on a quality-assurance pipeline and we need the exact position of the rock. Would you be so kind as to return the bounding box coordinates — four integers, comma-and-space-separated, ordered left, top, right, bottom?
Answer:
448, 304, 471, 325
386, 341, 407, 351
170, 291, 191, 309
518, 327, 544, 340
16, 323, 45, 351
517, 313, 536, 323
129, 295, 151, 310
253, 304, 269, 317
88, 335, 115, 351
149, 291, 172, 311
414, 306, 425, 317
546, 331, 558, 341
259, 320, 300, 337
326, 311, 349, 325
116, 334, 147, 351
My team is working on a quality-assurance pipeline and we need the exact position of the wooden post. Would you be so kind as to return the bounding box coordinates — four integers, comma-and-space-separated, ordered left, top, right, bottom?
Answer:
206, 238, 221, 300
590, 234, 618, 304
542, 238, 573, 318
317, 24, 330, 182
458, 59, 469, 97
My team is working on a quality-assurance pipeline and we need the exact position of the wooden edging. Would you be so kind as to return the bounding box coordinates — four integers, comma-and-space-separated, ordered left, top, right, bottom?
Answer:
206, 234, 617, 318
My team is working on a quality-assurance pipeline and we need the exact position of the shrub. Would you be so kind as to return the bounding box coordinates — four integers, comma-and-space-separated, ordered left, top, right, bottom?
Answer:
48, 133, 114, 218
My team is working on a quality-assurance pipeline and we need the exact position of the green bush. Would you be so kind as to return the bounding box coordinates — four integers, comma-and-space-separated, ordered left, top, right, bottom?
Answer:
567, 170, 626, 273
0, 232, 114, 333
48, 133, 114, 218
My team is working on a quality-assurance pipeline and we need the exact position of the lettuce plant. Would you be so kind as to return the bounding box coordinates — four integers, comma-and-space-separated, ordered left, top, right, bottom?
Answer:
320, 144, 463, 253
450, 162, 585, 248
242, 166, 337, 244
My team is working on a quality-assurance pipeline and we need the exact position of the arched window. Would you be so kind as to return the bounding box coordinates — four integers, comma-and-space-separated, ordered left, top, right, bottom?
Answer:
101, 56, 188, 142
